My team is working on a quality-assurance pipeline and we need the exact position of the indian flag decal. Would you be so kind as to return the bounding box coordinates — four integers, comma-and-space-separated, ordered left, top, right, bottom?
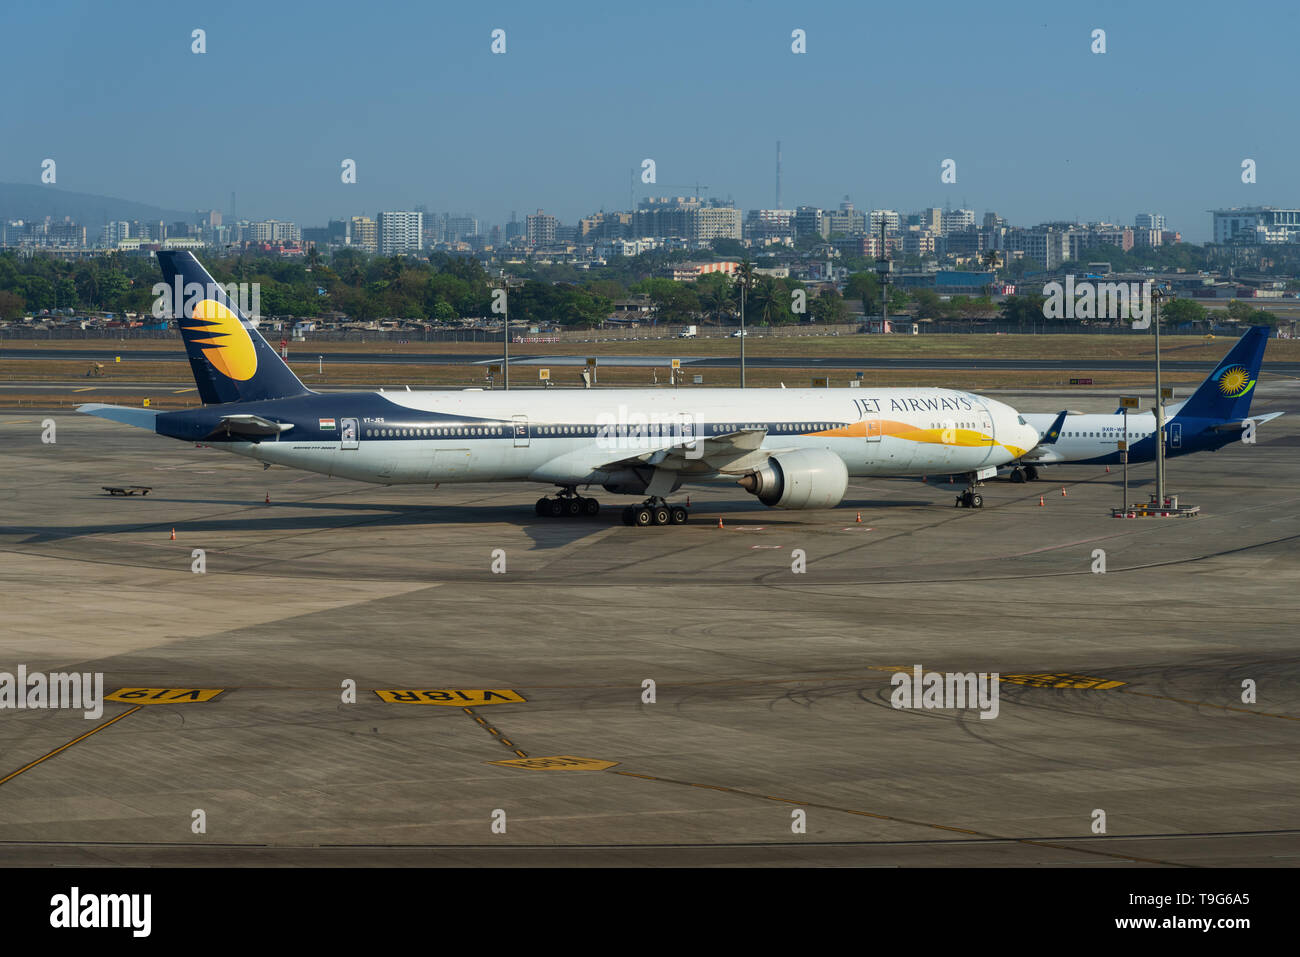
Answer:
319, 418, 336, 430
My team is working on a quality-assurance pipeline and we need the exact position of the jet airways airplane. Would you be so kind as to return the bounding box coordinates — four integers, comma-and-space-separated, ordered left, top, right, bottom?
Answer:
79, 252, 1039, 524
1011, 325, 1283, 481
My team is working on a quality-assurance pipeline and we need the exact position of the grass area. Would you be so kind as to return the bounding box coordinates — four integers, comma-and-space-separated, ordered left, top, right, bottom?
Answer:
0, 357, 1210, 412
9, 333, 1299, 362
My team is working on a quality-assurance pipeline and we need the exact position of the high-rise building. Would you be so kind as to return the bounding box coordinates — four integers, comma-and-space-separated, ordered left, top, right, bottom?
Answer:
919, 207, 943, 233
826, 201, 866, 236
745, 208, 796, 241
940, 208, 976, 236
869, 209, 900, 236
378, 211, 424, 255
525, 209, 558, 246
447, 215, 478, 242
1135, 213, 1165, 232
794, 206, 828, 240
349, 216, 378, 253
1212, 207, 1300, 244
691, 204, 742, 242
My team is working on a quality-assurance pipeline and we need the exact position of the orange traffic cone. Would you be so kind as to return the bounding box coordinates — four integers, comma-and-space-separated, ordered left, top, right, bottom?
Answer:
265, 491, 270, 504
686, 495, 690, 507
856, 511, 862, 523
949, 475, 953, 485
169, 528, 176, 540
1061, 487, 1067, 497
1105, 465, 1110, 473
1038, 496, 1044, 507
717, 517, 724, 529
922, 475, 927, 483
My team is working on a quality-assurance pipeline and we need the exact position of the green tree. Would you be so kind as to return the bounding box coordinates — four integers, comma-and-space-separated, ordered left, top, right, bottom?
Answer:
0, 289, 26, 320
1161, 298, 1207, 325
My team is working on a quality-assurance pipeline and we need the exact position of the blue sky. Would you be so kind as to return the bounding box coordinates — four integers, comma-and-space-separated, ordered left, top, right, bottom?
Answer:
2, 0, 1294, 240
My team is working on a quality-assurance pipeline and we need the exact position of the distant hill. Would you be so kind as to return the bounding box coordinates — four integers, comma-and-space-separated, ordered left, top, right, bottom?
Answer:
0, 183, 194, 227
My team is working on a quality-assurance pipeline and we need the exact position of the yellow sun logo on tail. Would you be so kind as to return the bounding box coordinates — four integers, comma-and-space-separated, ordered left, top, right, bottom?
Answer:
182, 299, 258, 381
1216, 364, 1253, 398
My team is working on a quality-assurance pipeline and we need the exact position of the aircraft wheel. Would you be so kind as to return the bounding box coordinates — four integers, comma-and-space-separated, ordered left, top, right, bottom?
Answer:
670, 506, 689, 525
565, 497, 583, 517
583, 497, 600, 516
535, 498, 549, 516
1010, 468, 1025, 484
1025, 466, 1040, 481
547, 499, 565, 518
970, 493, 983, 508
651, 506, 671, 526
634, 507, 654, 527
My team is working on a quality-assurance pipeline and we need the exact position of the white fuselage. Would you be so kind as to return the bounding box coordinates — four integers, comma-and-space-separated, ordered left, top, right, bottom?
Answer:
221, 387, 1038, 488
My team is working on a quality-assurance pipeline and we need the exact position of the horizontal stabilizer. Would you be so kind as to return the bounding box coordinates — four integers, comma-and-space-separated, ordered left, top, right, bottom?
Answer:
205, 414, 295, 438
77, 403, 160, 431
1209, 411, 1286, 432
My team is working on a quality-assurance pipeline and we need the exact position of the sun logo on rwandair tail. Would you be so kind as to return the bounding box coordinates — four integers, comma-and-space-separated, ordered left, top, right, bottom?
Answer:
182, 299, 258, 381
1216, 364, 1253, 398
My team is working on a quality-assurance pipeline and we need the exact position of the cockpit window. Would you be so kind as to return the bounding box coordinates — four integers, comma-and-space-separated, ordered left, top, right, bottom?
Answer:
1017, 415, 1027, 425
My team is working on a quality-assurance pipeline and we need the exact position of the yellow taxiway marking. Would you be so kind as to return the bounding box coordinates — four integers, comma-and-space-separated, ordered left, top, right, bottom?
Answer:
375, 689, 525, 706
462, 706, 529, 757
490, 755, 619, 772
104, 688, 225, 704
0, 706, 142, 787
173, 388, 196, 394
73, 387, 97, 392
1001, 673, 1127, 690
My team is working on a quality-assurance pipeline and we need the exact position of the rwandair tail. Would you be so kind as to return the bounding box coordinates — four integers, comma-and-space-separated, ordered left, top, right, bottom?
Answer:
158, 250, 311, 405
1173, 326, 1270, 422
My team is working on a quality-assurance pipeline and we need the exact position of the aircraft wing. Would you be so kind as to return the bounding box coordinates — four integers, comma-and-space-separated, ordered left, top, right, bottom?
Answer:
1209, 411, 1286, 432
594, 428, 773, 475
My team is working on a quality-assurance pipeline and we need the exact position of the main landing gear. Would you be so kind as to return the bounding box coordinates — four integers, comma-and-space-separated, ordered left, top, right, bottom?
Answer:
1008, 465, 1040, 484
621, 497, 689, 527
535, 487, 600, 518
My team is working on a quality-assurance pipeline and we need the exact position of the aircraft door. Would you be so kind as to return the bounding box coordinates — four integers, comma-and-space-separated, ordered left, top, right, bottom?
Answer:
1170, 422, 1181, 449
864, 415, 881, 442
341, 417, 359, 450
513, 415, 529, 447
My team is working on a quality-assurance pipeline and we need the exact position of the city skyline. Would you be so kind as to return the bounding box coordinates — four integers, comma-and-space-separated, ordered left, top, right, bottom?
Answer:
4, 0, 1296, 243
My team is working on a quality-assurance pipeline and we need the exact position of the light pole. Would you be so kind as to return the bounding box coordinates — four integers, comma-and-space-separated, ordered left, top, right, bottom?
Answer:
1152, 288, 1166, 507
736, 260, 754, 388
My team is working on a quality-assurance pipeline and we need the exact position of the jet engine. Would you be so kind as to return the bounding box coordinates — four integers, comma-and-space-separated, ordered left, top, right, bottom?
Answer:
736, 449, 849, 509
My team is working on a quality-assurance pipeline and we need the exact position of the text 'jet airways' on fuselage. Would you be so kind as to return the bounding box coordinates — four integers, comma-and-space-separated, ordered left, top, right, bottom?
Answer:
79, 251, 1039, 526
1010, 326, 1284, 481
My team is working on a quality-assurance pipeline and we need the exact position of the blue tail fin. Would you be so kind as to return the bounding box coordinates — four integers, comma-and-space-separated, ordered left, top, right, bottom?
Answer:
1173, 326, 1269, 422
158, 251, 311, 405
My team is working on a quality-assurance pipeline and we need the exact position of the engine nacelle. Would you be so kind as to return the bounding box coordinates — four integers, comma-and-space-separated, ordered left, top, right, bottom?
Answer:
736, 448, 849, 509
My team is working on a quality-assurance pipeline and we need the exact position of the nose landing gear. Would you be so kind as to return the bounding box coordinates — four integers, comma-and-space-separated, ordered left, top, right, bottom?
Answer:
954, 472, 986, 509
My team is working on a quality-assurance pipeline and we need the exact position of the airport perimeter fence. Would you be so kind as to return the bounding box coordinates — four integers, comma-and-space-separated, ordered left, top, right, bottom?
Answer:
0, 319, 1234, 342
